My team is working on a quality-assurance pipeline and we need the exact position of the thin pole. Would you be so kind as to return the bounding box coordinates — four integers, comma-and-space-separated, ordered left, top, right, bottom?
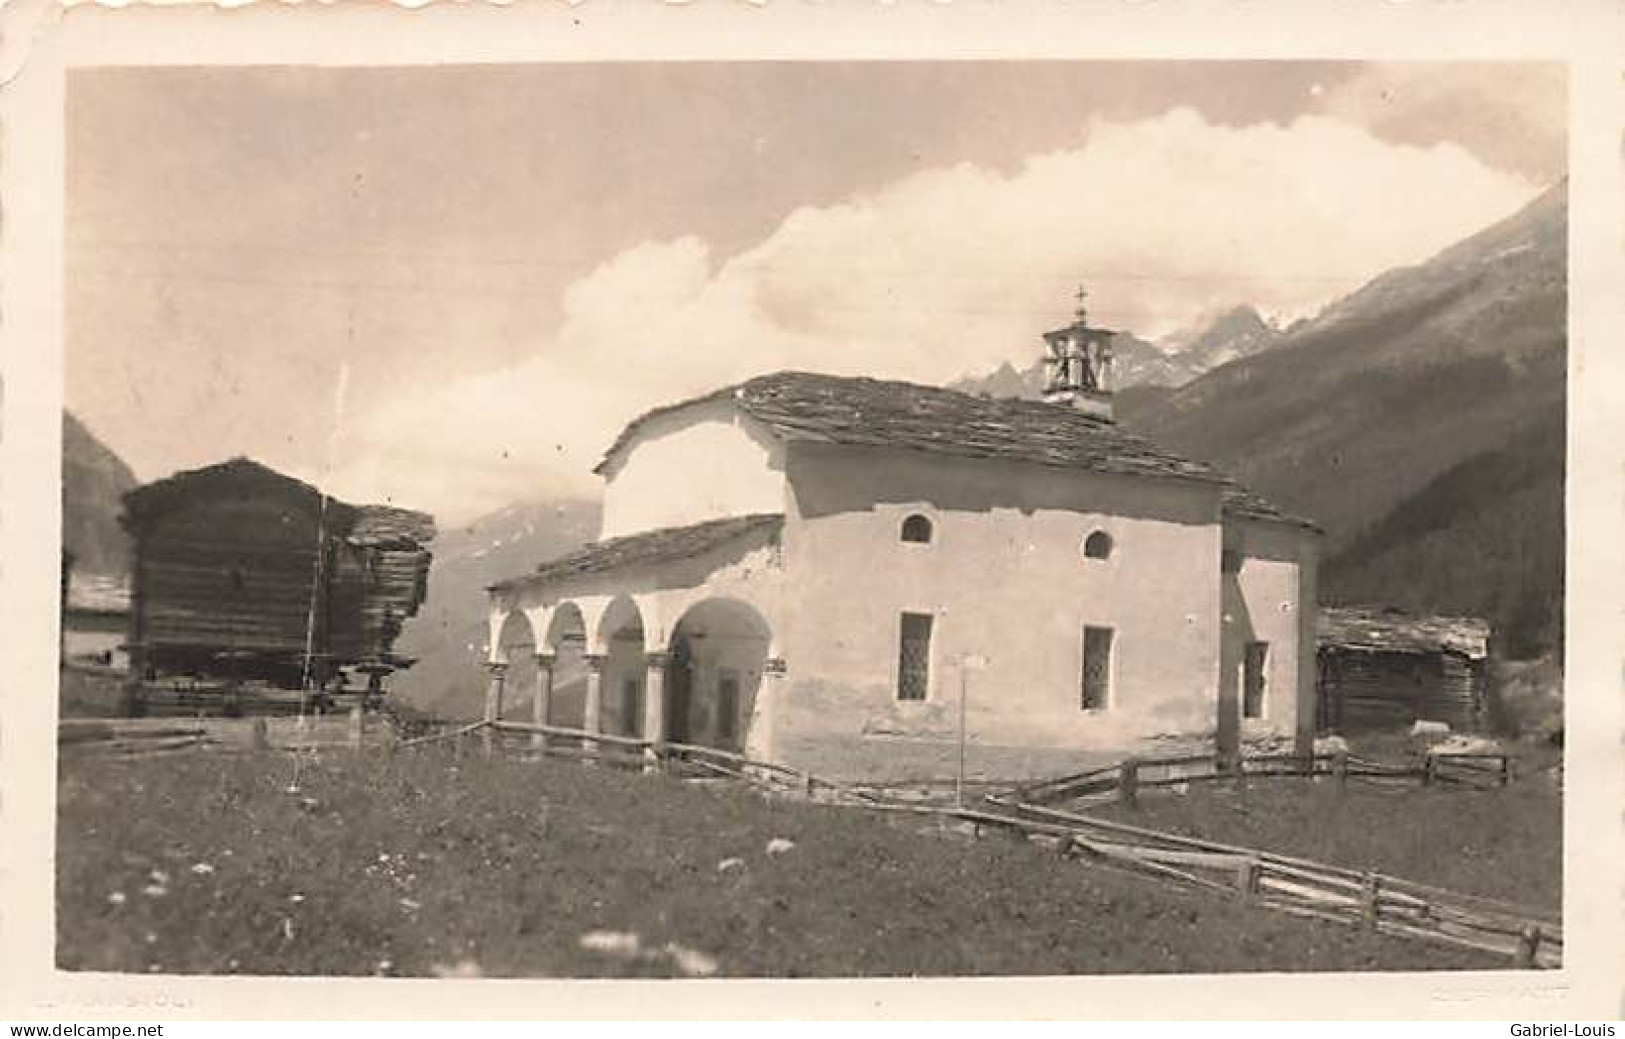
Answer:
957, 663, 968, 807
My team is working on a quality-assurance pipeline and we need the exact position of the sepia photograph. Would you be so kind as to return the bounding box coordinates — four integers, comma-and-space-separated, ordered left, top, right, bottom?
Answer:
48, 55, 1572, 984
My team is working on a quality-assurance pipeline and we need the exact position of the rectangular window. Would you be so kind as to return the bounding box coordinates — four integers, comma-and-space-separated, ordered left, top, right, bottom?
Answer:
896, 612, 934, 701
717, 670, 739, 741
1081, 626, 1113, 710
1243, 641, 1269, 719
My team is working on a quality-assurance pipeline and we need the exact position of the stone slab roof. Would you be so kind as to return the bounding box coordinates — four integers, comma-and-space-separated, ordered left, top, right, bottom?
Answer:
598, 371, 1315, 530
1318, 606, 1491, 660
122, 457, 436, 546
349, 505, 437, 548
490, 513, 783, 593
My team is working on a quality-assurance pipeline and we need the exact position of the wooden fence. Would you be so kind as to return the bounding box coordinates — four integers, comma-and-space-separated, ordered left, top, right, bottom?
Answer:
982, 795, 1560, 969
58, 712, 393, 756
1007, 748, 1518, 807
118, 680, 379, 718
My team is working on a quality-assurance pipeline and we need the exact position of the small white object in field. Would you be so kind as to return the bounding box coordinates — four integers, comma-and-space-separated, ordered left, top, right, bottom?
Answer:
1411, 720, 1451, 738
578, 930, 643, 958
107, 891, 126, 905
766, 837, 795, 856
1314, 735, 1351, 755
431, 957, 483, 979
190, 862, 215, 875
399, 898, 422, 911
717, 857, 745, 873
376, 960, 393, 974
149, 868, 170, 885
664, 943, 720, 977
141, 884, 167, 898
288, 893, 305, 904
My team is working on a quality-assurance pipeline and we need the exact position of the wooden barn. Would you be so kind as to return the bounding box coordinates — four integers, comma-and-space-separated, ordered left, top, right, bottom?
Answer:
1316, 606, 1491, 734
120, 458, 434, 703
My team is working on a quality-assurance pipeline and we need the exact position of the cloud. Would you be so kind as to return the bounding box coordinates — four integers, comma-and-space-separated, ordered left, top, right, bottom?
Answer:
1315, 63, 1566, 182
326, 107, 1540, 524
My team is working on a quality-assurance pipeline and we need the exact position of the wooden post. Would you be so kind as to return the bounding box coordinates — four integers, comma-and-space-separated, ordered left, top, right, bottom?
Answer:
1422, 754, 1436, 788
800, 770, 814, 798
1514, 925, 1541, 968
1500, 755, 1512, 787
1237, 857, 1261, 900
482, 661, 508, 758
250, 716, 270, 752
582, 655, 605, 757
642, 652, 668, 774
348, 705, 364, 751
1118, 758, 1140, 807
1332, 750, 1348, 793
1361, 871, 1381, 929
531, 653, 555, 752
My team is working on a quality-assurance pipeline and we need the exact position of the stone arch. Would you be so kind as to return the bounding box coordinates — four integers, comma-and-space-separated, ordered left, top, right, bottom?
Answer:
493, 610, 539, 722
663, 597, 772, 753
533, 601, 589, 729
597, 594, 648, 737
543, 601, 587, 653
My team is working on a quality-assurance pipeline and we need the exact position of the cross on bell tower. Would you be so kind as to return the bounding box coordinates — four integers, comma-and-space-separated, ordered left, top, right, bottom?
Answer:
1041, 284, 1116, 420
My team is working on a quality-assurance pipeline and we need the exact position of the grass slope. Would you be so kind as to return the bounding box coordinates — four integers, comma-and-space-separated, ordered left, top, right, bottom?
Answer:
1323, 406, 1565, 659
57, 749, 1498, 977
1092, 780, 1561, 910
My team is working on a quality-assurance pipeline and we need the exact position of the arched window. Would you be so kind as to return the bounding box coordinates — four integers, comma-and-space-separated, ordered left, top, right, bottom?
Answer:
900, 514, 934, 544
1083, 530, 1113, 560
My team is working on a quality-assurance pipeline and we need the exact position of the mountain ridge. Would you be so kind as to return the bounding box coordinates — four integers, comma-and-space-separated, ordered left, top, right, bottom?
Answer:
62, 411, 136, 576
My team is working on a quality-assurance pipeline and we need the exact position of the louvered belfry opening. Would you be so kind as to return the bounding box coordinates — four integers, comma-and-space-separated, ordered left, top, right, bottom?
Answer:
1041, 285, 1117, 420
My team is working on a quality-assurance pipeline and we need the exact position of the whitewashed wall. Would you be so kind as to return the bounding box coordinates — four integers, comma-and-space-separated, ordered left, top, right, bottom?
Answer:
599, 400, 786, 539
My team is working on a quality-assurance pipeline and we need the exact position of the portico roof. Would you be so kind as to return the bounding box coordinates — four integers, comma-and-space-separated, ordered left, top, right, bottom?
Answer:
488, 513, 783, 594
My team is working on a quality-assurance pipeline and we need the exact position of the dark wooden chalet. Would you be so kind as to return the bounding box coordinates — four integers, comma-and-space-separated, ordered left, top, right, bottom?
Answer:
120, 458, 434, 696
1316, 606, 1491, 733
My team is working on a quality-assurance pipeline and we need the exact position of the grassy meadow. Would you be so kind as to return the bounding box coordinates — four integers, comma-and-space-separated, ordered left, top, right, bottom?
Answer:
55, 743, 1511, 978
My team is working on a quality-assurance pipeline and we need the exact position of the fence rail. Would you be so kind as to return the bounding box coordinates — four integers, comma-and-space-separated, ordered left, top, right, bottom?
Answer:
1005, 748, 1521, 807
985, 794, 1559, 968
58, 713, 393, 756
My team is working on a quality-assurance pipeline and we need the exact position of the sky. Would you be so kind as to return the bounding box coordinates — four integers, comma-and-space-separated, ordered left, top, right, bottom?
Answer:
65, 61, 1565, 526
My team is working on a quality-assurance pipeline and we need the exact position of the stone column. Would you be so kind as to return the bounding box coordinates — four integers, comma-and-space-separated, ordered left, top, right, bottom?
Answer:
531, 652, 555, 750
745, 656, 787, 763
482, 661, 508, 756
642, 651, 669, 772
582, 654, 606, 754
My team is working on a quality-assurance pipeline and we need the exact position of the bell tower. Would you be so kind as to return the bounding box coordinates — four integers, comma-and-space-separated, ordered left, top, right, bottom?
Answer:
1041, 285, 1116, 420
